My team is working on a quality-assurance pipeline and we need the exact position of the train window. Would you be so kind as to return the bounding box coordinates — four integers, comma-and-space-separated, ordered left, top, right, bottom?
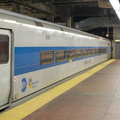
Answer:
34, 21, 43, 27
40, 51, 54, 65
102, 49, 104, 53
91, 49, 95, 55
82, 49, 87, 57
99, 49, 101, 54
67, 50, 75, 60
103, 48, 106, 53
94, 49, 96, 54
75, 49, 82, 58
56, 50, 66, 62
87, 49, 91, 56
97, 49, 99, 54
0, 35, 9, 64
101, 49, 103, 53
95, 49, 98, 54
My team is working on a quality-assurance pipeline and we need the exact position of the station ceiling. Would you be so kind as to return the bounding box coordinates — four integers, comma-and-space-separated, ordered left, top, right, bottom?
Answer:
0, 0, 120, 40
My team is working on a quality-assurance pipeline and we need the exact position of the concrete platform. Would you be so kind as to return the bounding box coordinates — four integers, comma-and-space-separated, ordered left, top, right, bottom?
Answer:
1, 59, 120, 120
23, 59, 120, 120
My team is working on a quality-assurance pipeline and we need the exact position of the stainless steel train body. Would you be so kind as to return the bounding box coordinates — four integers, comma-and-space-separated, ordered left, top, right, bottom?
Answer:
0, 9, 111, 110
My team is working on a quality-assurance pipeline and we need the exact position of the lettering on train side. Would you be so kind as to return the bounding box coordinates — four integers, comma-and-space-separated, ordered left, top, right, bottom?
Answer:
84, 60, 91, 65
46, 35, 50, 40
28, 78, 39, 89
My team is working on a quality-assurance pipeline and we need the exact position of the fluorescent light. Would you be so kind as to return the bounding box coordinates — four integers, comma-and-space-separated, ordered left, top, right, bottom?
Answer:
109, 0, 120, 10
115, 39, 120, 42
109, 0, 120, 19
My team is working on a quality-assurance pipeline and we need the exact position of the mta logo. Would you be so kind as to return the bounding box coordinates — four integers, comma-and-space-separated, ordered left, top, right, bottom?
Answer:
21, 78, 27, 92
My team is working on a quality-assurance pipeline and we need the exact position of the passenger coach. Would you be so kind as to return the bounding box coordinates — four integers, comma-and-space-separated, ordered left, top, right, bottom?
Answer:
0, 9, 111, 110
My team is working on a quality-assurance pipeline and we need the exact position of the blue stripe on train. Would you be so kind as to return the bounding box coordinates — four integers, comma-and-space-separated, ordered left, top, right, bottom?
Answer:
14, 47, 107, 76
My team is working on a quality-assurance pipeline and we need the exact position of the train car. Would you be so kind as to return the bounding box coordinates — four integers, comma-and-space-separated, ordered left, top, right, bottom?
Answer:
0, 9, 111, 110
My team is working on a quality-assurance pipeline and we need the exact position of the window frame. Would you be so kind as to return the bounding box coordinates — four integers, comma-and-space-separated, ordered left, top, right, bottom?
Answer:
82, 49, 87, 57
87, 49, 92, 56
56, 50, 66, 62
67, 49, 75, 60
40, 50, 54, 65
75, 49, 82, 58
0, 35, 9, 64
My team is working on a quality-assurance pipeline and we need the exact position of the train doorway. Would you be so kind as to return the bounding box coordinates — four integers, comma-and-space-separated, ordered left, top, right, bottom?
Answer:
0, 30, 11, 109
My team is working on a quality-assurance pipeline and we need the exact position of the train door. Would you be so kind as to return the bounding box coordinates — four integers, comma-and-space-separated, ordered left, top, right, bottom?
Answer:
0, 30, 11, 108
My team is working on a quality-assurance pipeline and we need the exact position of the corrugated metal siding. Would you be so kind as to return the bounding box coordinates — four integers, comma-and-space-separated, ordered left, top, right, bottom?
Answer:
115, 42, 120, 59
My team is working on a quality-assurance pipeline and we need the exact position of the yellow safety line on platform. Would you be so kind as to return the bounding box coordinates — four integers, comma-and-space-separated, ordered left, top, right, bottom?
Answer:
0, 59, 116, 120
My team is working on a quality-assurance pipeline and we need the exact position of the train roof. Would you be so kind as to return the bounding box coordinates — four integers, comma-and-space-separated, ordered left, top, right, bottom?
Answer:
0, 9, 109, 42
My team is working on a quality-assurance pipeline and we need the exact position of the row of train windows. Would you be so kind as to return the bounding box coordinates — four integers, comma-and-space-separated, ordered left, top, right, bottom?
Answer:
40, 48, 107, 65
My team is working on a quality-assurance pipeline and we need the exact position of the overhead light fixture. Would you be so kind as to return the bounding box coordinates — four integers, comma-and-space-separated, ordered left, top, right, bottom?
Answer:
106, 27, 109, 37
109, 0, 120, 19
115, 39, 120, 42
